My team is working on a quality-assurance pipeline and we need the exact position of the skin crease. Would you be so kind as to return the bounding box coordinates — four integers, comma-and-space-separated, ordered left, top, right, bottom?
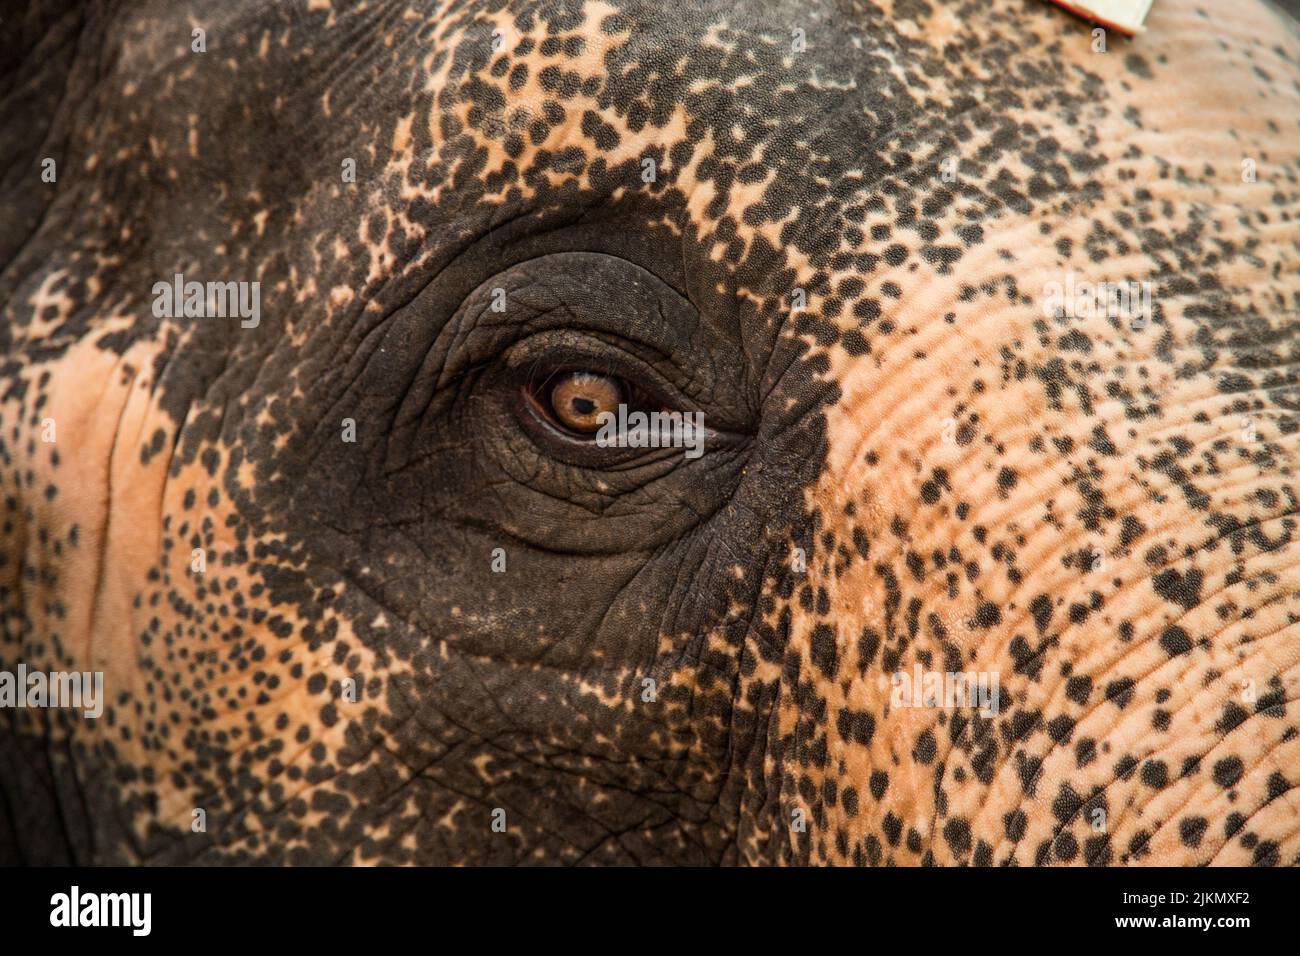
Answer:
0, 0, 1297, 866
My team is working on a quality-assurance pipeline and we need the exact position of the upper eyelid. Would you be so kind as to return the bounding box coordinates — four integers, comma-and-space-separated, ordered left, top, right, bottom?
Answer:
502, 332, 702, 415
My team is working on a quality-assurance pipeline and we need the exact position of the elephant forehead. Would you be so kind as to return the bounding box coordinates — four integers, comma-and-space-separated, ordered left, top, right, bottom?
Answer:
370, 0, 1071, 266
326, 0, 1296, 356
34, 0, 1290, 361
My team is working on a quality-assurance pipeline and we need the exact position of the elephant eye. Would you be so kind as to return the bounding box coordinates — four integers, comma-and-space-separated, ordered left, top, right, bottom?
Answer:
544, 371, 623, 434
525, 369, 626, 437
522, 368, 667, 440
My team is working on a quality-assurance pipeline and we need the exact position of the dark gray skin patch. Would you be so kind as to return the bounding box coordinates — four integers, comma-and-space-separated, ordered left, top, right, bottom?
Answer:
2, 0, 1300, 866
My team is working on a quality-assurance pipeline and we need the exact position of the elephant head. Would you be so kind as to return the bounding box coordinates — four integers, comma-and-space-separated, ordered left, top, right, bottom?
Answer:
1, 0, 1298, 866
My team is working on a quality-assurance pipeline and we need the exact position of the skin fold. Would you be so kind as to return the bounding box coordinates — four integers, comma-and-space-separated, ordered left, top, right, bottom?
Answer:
0, 0, 1297, 865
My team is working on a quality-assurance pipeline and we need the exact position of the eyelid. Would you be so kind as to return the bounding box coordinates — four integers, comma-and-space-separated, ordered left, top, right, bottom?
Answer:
502, 331, 702, 417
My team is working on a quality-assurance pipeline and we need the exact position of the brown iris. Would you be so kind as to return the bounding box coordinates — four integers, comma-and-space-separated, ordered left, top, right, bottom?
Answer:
545, 371, 624, 434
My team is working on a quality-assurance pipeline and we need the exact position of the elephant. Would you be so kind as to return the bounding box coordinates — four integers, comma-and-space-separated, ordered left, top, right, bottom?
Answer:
1, 0, 1298, 867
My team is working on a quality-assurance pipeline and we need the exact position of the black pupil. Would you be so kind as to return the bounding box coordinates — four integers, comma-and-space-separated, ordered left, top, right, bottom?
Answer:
571, 397, 596, 414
